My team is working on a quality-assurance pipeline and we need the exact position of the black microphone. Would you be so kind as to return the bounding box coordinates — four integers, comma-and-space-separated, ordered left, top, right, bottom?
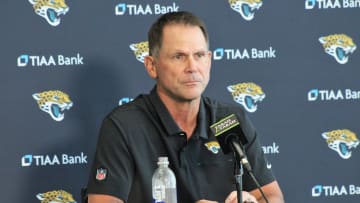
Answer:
210, 114, 252, 172
210, 114, 269, 203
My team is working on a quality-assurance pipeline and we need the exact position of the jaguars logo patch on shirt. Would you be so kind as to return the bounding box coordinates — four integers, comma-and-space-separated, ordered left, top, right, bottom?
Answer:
205, 141, 221, 154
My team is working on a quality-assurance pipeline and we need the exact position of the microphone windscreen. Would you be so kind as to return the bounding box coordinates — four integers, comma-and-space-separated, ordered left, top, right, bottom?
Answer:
210, 114, 248, 154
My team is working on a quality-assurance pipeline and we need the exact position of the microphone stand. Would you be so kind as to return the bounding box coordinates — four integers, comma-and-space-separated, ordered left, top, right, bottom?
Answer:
230, 139, 270, 203
230, 141, 244, 203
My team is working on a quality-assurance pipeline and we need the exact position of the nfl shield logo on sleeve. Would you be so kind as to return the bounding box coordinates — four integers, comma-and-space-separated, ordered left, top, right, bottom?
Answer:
96, 168, 107, 181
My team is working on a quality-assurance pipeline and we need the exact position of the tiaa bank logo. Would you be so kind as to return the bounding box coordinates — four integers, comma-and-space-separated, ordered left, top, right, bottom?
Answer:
305, 0, 341, 9
28, 0, 69, 26
213, 47, 276, 60
319, 34, 356, 64
307, 88, 360, 101
17, 53, 84, 67
305, 0, 360, 9
129, 41, 149, 63
322, 129, 359, 159
37, 190, 76, 203
227, 82, 265, 113
32, 90, 73, 122
228, 0, 263, 21
21, 152, 87, 167
312, 184, 360, 197
115, 2, 179, 16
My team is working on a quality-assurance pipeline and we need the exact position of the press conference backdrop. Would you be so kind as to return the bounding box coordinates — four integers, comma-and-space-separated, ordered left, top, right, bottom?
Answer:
2, 0, 360, 202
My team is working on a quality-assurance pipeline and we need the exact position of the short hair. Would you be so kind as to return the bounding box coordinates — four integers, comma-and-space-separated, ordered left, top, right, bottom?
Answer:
147, 11, 209, 57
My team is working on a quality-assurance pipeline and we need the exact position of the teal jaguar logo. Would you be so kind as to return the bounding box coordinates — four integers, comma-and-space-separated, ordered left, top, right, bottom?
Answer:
29, 0, 69, 26
227, 82, 265, 113
319, 34, 357, 64
33, 90, 73, 121
37, 190, 76, 203
228, 0, 263, 21
130, 41, 149, 63
322, 129, 359, 159
205, 141, 221, 154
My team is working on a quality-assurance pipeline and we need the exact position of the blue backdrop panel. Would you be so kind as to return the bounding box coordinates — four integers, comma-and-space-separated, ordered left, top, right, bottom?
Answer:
1, 1, 359, 202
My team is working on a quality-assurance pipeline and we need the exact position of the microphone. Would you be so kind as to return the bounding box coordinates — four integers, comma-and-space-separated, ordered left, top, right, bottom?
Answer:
210, 114, 251, 172
210, 114, 269, 203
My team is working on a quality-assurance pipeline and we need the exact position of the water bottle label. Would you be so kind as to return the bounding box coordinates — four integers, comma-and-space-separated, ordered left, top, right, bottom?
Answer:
153, 185, 165, 200
152, 199, 165, 203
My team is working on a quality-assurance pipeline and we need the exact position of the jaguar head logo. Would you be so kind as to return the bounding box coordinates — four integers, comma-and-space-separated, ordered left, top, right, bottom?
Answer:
229, 0, 263, 21
33, 90, 73, 121
130, 41, 149, 63
29, 0, 69, 26
319, 34, 356, 64
205, 141, 221, 154
322, 129, 359, 159
37, 190, 76, 203
227, 82, 265, 113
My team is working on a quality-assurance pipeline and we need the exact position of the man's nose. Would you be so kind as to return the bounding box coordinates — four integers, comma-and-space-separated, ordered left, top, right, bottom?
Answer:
185, 56, 197, 72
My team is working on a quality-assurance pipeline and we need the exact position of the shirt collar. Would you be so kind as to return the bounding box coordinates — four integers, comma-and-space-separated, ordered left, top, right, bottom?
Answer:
149, 87, 182, 136
148, 86, 208, 139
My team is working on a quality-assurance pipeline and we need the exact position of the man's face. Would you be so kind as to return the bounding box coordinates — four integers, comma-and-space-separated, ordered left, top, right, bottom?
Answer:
148, 24, 212, 102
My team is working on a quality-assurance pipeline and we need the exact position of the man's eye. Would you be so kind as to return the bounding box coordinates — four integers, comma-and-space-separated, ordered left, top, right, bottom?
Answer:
174, 54, 185, 60
196, 53, 205, 58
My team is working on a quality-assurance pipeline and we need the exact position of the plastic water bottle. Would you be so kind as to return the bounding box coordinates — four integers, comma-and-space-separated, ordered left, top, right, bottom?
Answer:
152, 156, 177, 203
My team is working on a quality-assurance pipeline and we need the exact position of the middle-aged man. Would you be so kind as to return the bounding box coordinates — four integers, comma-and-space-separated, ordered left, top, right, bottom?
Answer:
87, 11, 285, 203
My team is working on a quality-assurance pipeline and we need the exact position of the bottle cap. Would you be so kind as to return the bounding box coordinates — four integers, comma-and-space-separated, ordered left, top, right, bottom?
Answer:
158, 156, 169, 165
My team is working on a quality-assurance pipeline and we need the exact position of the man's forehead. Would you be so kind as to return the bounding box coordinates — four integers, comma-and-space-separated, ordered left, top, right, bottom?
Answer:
160, 25, 207, 50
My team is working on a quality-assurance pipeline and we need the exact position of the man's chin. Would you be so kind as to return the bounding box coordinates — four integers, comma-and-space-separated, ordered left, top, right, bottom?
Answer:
179, 91, 203, 102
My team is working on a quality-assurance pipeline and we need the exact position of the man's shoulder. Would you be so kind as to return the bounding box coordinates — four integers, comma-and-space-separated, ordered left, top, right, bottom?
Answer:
107, 94, 151, 121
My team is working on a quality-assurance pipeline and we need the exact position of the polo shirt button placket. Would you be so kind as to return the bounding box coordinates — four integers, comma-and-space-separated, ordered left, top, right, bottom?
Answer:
178, 132, 188, 167
178, 132, 186, 137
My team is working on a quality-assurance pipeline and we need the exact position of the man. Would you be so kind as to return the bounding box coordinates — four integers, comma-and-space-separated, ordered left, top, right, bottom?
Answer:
87, 11, 284, 203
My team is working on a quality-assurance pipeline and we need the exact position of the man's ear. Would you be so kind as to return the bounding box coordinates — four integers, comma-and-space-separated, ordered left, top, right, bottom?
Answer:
144, 55, 157, 79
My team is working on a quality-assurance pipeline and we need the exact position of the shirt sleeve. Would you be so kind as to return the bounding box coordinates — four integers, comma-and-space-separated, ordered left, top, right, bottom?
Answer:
87, 116, 134, 201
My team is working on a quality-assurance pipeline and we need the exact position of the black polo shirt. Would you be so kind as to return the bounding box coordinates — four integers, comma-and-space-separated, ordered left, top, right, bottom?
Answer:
87, 87, 275, 202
